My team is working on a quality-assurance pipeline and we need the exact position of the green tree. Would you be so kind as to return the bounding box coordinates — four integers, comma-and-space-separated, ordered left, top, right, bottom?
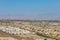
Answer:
44, 38, 47, 40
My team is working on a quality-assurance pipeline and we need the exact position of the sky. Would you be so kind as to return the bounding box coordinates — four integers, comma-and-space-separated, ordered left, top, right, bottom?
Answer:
0, 0, 60, 20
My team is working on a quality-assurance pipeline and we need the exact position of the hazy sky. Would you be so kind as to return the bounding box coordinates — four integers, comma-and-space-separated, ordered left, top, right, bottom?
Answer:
0, 0, 60, 20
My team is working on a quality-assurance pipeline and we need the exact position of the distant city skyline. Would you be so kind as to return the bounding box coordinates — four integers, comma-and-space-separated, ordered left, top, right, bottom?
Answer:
0, 0, 60, 20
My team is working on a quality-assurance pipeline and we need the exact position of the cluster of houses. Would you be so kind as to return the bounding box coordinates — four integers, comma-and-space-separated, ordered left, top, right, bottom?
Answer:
0, 26, 31, 35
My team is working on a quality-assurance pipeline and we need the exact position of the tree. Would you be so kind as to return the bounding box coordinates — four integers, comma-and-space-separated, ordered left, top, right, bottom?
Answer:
44, 38, 47, 40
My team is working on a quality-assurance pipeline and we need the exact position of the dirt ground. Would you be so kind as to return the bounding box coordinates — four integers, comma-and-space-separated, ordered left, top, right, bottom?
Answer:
0, 30, 33, 40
